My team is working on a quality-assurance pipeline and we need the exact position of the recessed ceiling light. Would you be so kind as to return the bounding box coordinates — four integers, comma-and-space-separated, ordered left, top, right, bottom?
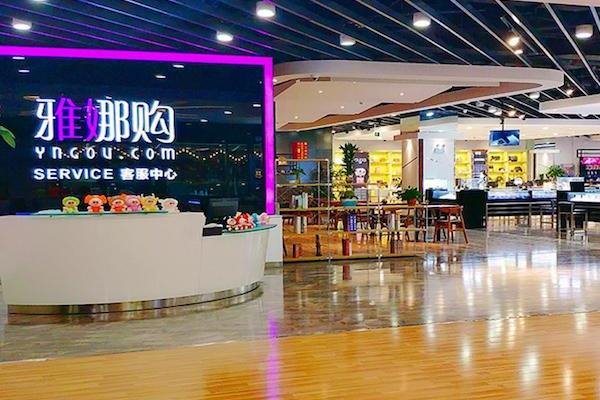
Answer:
224, 110, 233, 115
12, 18, 32, 31
252, 103, 261, 108
507, 109, 517, 117
566, 88, 574, 96
507, 34, 520, 47
18, 69, 30, 73
413, 12, 431, 29
340, 34, 356, 47
575, 24, 593, 40
543, 126, 549, 130
466, 126, 473, 130
400, 92, 405, 96
425, 111, 434, 117
340, 105, 345, 109
318, 90, 324, 94
216, 31, 234, 43
256, 1, 276, 18
294, 115, 299, 120
553, 132, 558, 136
155, 74, 166, 79
200, 118, 208, 123
172, 64, 184, 69
12, 56, 25, 60
528, 92, 540, 100
514, 48, 524, 55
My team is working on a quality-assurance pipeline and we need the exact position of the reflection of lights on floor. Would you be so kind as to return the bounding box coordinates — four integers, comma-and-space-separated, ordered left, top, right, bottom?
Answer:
575, 313, 587, 334
563, 365, 573, 395
520, 349, 539, 386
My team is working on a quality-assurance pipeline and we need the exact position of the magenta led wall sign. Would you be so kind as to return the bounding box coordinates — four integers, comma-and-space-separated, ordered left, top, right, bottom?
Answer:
0, 46, 276, 214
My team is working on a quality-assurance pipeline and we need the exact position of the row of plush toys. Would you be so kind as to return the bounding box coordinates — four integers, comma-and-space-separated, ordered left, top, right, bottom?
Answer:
226, 212, 270, 231
62, 194, 180, 214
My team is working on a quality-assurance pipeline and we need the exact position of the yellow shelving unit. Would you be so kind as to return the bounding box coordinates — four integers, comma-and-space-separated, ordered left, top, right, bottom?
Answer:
455, 149, 472, 180
487, 150, 527, 187
333, 150, 402, 188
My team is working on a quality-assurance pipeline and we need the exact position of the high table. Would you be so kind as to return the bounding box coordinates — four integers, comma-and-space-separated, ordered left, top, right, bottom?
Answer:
0, 212, 274, 314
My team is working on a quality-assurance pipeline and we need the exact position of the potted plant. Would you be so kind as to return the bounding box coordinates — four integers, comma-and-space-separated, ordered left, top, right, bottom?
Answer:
289, 166, 305, 184
0, 125, 16, 149
339, 143, 359, 181
395, 186, 423, 206
545, 164, 565, 181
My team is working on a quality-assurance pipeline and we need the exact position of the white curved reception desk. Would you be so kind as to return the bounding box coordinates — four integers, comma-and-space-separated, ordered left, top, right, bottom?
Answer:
0, 213, 273, 314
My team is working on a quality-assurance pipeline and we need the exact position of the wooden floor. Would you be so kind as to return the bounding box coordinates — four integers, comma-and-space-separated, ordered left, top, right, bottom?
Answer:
2, 311, 600, 399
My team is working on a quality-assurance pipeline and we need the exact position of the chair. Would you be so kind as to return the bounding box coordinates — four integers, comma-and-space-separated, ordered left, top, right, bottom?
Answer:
433, 206, 468, 244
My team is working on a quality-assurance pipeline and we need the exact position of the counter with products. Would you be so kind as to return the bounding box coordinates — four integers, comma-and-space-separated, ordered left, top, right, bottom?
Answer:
0, 212, 274, 314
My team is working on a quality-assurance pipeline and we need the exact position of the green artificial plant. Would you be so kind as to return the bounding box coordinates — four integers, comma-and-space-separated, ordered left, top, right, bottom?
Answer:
339, 143, 359, 178
545, 164, 565, 180
290, 166, 306, 183
0, 126, 15, 149
395, 186, 423, 204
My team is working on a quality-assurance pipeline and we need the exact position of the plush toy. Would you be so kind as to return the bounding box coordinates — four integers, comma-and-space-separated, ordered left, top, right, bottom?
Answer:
258, 212, 270, 225
140, 194, 160, 212
62, 196, 80, 214
108, 195, 128, 213
226, 212, 256, 231
84, 194, 107, 213
159, 198, 179, 213
251, 213, 259, 226
125, 195, 142, 212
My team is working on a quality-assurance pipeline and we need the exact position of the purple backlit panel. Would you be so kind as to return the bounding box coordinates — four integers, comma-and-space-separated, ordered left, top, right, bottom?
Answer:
0, 46, 276, 214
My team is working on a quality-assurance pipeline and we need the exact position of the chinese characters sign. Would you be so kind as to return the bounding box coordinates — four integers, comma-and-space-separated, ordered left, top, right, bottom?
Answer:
32, 97, 178, 182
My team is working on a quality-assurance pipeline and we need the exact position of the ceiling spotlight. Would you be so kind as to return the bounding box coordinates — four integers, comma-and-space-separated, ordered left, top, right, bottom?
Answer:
565, 88, 574, 96
413, 12, 431, 29
340, 34, 356, 47
331, 129, 336, 134
494, 110, 502, 116
528, 91, 540, 100
425, 111, 434, 117
581, 113, 590, 118
216, 31, 234, 43
514, 48, 524, 55
256, 1, 276, 19
507, 34, 520, 47
200, 119, 208, 123
507, 109, 517, 117
252, 103, 261, 108
518, 114, 526, 120
224, 110, 233, 115
155, 74, 166, 79
475, 101, 485, 107
172, 64, 184, 69
488, 106, 498, 113
463, 109, 468, 114
575, 24, 593, 40
18, 69, 30, 74
12, 18, 32, 31
12, 56, 25, 60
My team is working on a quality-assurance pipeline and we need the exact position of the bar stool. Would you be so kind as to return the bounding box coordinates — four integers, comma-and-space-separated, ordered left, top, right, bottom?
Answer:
433, 206, 468, 244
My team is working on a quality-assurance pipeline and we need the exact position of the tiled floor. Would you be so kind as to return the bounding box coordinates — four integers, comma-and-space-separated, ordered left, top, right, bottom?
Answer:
2, 227, 600, 362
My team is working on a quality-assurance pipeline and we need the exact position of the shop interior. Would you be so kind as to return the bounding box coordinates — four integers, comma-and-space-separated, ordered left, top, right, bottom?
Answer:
277, 115, 600, 261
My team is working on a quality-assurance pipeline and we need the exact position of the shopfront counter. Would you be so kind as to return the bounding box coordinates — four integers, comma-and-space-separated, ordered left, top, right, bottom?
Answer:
0, 213, 273, 314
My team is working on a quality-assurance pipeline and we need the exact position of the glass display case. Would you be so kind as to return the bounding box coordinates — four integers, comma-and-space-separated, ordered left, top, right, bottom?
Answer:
487, 189, 530, 201
531, 189, 557, 200
567, 192, 600, 203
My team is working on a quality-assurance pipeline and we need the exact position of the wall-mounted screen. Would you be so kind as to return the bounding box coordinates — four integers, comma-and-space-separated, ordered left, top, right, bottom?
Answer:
489, 129, 520, 147
0, 47, 273, 215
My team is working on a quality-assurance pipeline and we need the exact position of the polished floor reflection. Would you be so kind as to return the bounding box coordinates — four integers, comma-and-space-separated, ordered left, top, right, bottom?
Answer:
2, 228, 600, 361
2, 312, 600, 399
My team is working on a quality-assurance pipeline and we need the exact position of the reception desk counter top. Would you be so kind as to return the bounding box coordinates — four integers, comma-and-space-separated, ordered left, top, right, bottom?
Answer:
0, 213, 273, 314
